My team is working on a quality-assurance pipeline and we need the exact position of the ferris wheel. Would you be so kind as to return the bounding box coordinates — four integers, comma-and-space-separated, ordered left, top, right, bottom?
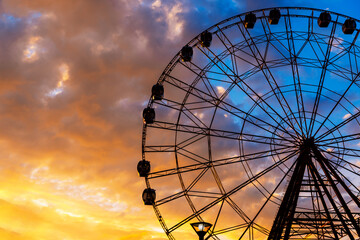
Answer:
138, 7, 360, 240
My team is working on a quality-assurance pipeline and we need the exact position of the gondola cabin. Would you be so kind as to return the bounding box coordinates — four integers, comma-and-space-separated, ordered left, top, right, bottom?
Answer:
137, 160, 150, 177
152, 83, 164, 100
343, 19, 356, 34
143, 107, 155, 124
142, 188, 156, 205
180, 45, 193, 62
268, 9, 281, 25
200, 31, 212, 47
318, 11, 331, 27
244, 12, 256, 29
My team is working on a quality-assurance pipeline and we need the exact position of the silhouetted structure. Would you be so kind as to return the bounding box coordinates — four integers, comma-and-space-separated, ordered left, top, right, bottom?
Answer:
268, 8, 281, 25
244, 12, 256, 28
152, 83, 164, 100
200, 31, 212, 47
318, 11, 331, 27
140, 7, 360, 240
343, 19, 356, 34
180, 45, 193, 62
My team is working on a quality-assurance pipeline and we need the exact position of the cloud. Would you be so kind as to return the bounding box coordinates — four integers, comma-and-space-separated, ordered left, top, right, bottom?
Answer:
0, 0, 359, 239
343, 113, 351, 119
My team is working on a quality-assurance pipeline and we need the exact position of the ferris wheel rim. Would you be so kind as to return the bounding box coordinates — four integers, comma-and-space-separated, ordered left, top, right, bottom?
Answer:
145, 6, 360, 107
141, 7, 360, 239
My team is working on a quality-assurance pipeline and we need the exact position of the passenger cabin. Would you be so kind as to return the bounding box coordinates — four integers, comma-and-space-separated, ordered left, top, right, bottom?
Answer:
152, 83, 164, 100
268, 9, 281, 25
318, 12, 331, 28
244, 12, 256, 29
181, 45, 193, 62
137, 160, 150, 177
343, 19, 356, 34
200, 31, 212, 47
142, 188, 156, 205
143, 107, 155, 124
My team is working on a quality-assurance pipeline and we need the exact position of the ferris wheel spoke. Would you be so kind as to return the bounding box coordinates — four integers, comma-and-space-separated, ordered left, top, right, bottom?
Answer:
176, 134, 208, 150
220, 198, 251, 225
328, 30, 360, 63
325, 150, 360, 173
214, 26, 242, 77
283, 10, 307, 136
329, 62, 356, 81
195, 47, 300, 140
180, 59, 262, 102
308, 17, 338, 137
177, 147, 209, 164
177, 62, 222, 102
238, 153, 299, 239
214, 26, 259, 66
147, 146, 295, 179
211, 67, 261, 102
258, 18, 288, 61
326, 45, 356, 69
155, 191, 186, 206
160, 97, 214, 112
259, 11, 309, 137
209, 224, 247, 236
307, 157, 357, 239
312, 33, 328, 57
201, 75, 223, 104
317, 144, 360, 157
311, 147, 360, 235
206, 196, 225, 237
144, 145, 176, 153
207, 57, 296, 140
155, 168, 211, 206
327, 151, 360, 159
317, 133, 360, 144
327, 159, 360, 180
208, 223, 268, 237
201, 69, 234, 83
155, 96, 214, 128
149, 121, 292, 147
167, 149, 299, 233
181, 106, 209, 128
316, 110, 360, 141
164, 74, 297, 141
312, 72, 360, 137
236, 16, 303, 138
307, 39, 323, 66
325, 159, 360, 195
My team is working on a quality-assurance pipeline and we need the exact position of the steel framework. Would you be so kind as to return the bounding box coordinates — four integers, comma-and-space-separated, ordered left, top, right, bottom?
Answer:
140, 7, 360, 240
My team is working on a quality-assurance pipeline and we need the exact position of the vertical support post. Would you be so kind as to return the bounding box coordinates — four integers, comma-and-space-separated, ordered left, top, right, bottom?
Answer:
312, 146, 360, 237
268, 150, 308, 239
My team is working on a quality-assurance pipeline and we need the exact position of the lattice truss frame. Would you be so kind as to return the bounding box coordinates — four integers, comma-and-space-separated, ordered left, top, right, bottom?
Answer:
140, 7, 360, 240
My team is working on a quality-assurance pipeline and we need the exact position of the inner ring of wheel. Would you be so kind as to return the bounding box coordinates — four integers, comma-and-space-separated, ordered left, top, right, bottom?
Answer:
173, 35, 354, 217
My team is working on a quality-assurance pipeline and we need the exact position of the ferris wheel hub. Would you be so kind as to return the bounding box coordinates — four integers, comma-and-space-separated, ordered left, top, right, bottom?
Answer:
300, 137, 315, 151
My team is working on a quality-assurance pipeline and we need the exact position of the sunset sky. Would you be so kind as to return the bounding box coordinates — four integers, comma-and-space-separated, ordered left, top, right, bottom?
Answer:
0, 0, 360, 239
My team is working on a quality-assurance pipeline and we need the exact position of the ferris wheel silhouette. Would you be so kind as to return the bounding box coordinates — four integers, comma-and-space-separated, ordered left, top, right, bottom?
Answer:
139, 7, 360, 240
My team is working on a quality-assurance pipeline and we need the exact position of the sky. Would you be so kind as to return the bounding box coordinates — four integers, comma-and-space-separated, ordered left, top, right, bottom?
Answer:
0, 0, 360, 239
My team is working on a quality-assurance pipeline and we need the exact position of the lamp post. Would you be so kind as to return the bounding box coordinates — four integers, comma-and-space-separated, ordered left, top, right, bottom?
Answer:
191, 222, 212, 240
